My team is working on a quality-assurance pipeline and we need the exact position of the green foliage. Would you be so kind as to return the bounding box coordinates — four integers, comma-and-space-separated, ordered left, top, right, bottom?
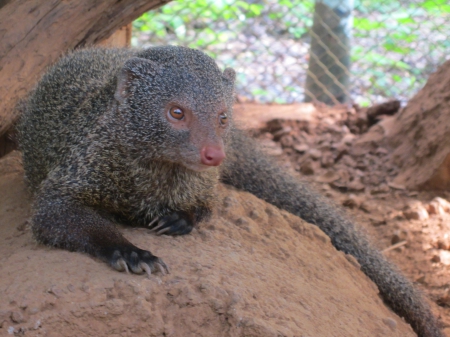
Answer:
421, 0, 450, 13
134, 0, 450, 103
133, 0, 314, 46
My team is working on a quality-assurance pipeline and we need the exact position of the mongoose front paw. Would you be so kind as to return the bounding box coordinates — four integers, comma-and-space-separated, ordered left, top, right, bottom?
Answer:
148, 211, 194, 236
108, 245, 169, 277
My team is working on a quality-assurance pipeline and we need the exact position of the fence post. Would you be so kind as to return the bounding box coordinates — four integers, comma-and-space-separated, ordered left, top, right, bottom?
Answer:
304, 0, 353, 105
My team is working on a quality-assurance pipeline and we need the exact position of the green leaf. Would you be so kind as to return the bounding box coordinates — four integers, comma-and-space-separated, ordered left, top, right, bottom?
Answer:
392, 74, 402, 82
396, 17, 415, 24
354, 18, 384, 30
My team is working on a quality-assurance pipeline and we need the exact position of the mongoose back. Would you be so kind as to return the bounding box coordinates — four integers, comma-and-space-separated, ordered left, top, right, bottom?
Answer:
18, 46, 442, 337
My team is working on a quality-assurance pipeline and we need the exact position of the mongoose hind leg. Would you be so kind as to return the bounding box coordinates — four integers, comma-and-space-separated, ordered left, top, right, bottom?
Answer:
33, 190, 168, 277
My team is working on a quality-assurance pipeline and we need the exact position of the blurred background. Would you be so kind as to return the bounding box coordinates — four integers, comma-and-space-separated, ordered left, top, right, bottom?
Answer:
132, 0, 450, 106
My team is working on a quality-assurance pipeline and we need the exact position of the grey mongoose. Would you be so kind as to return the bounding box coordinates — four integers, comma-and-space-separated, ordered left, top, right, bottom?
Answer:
18, 46, 442, 337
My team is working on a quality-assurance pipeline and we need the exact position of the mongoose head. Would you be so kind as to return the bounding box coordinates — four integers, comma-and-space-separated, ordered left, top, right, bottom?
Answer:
114, 46, 235, 172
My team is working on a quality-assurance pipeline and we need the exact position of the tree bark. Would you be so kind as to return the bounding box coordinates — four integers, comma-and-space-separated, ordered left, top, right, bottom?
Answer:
0, 0, 170, 139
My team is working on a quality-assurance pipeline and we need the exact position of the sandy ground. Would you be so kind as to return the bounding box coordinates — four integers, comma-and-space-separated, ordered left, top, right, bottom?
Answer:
0, 150, 417, 337
234, 101, 450, 336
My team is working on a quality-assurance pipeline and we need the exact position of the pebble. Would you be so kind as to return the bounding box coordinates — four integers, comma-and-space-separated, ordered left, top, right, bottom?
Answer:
342, 194, 361, 209
382, 317, 397, 331
346, 179, 365, 192
308, 149, 322, 160
403, 202, 429, 220
300, 161, 315, 175
10, 311, 25, 323
431, 254, 441, 263
293, 144, 309, 153
427, 197, 450, 215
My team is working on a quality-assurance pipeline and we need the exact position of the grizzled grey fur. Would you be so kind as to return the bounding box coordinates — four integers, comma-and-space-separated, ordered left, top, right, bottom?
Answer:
18, 46, 442, 337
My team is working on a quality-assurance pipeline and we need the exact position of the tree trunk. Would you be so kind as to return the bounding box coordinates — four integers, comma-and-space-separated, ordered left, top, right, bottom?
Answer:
0, 0, 169, 140
304, 0, 353, 105
385, 59, 450, 190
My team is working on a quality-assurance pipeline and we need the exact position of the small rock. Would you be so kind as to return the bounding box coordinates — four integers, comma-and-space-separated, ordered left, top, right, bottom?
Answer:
391, 230, 407, 244
435, 197, 450, 212
300, 161, 315, 175
315, 171, 339, 184
346, 179, 365, 192
341, 133, 356, 145
272, 126, 292, 139
330, 180, 348, 192
334, 145, 349, 161
431, 255, 441, 263
223, 196, 238, 208
415, 275, 426, 284
369, 215, 386, 226
280, 135, 294, 147
341, 155, 357, 167
265, 147, 284, 156
438, 250, 450, 265
48, 286, 64, 298
387, 182, 405, 190
437, 239, 450, 251
10, 311, 25, 323
249, 209, 262, 220
28, 307, 39, 315
0, 310, 10, 328
427, 202, 445, 216
236, 217, 249, 226
359, 202, 372, 213
342, 194, 361, 209
428, 197, 450, 215
32, 319, 41, 330
437, 291, 450, 307
106, 299, 125, 315
403, 202, 429, 220
293, 144, 309, 153
370, 184, 390, 195
320, 152, 335, 168
308, 149, 322, 160
375, 147, 389, 155
382, 317, 397, 331
355, 161, 367, 171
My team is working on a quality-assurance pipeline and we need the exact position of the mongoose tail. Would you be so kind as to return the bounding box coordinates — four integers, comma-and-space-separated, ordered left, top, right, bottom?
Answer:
221, 129, 443, 337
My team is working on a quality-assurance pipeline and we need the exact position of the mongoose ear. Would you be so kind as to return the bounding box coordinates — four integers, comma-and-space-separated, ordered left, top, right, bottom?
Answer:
222, 68, 236, 85
115, 57, 159, 104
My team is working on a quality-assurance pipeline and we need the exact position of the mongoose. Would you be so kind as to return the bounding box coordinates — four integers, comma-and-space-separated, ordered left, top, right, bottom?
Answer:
18, 46, 442, 337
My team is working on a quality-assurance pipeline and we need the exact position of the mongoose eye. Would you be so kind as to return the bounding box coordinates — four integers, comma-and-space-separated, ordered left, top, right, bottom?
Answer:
219, 113, 228, 126
169, 107, 185, 120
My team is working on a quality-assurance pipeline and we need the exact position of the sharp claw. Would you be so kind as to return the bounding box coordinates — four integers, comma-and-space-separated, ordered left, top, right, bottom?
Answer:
157, 259, 170, 275
150, 221, 167, 232
117, 258, 130, 274
148, 217, 159, 228
156, 227, 171, 235
140, 262, 152, 278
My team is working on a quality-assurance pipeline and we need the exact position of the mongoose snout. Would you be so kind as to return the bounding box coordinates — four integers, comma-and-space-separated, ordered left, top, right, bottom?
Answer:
200, 145, 225, 166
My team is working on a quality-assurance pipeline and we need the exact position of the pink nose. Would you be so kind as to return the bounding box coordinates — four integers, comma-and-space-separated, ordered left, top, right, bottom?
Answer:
201, 146, 226, 166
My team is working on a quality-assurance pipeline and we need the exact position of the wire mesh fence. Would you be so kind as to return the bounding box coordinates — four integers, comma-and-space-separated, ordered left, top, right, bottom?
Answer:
132, 0, 450, 106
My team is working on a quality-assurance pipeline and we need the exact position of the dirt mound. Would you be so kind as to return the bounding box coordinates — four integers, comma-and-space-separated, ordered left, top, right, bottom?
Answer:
234, 101, 450, 334
385, 59, 450, 190
0, 151, 416, 337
